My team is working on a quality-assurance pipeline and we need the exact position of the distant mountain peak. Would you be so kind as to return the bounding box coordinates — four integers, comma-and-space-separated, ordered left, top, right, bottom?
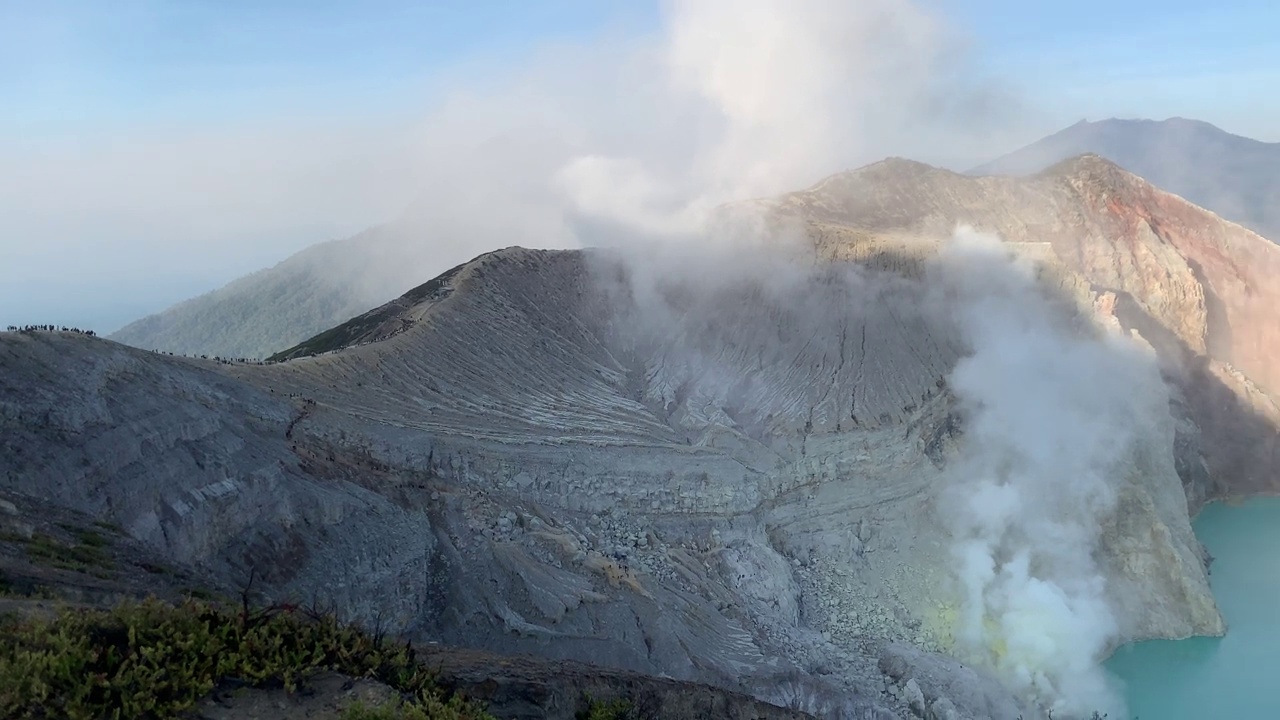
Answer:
802, 157, 953, 192
969, 117, 1280, 244
860, 156, 939, 171
1038, 152, 1128, 179
265, 245, 551, 362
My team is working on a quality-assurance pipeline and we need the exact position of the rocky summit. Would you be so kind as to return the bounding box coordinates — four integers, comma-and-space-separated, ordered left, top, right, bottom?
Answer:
969, 117, 1280, 244
4, 154, 1279, 719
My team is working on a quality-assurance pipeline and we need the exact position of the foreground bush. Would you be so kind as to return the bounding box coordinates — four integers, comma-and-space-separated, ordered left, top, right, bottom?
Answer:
0, 597, 493, 719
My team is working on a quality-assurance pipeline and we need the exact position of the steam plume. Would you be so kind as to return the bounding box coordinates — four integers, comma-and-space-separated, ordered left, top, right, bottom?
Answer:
3, 0, 1026, 331
928, 228, 1170, 717
557, 0, 968, 238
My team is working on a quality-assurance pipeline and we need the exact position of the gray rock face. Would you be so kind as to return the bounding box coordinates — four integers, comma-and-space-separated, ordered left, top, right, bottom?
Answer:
749, 155, 1280, 510
879, 644, 1026, 720
0, 331, 435, 627
0, 251, 1210, 719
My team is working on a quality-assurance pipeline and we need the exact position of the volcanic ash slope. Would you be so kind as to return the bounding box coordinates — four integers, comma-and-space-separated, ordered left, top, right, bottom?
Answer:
247, 240, 1214, 712
4, 154, 1269, 718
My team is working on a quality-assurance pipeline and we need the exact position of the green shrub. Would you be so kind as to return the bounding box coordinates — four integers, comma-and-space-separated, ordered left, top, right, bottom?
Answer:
183, 587, 219, 602
72, 528, 110, 549
578, 695, 634, 720
23, 532, 113, 574
0, 597, 494, 720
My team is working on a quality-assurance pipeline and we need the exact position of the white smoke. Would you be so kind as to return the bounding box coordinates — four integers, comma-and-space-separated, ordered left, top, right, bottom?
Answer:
928, 228, 1171, 717
555, 0, 1000, 245
3, 0, 1035, 332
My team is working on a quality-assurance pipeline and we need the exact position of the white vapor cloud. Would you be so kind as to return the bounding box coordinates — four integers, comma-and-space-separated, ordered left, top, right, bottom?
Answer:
663, 0, 943, 200
927, 228, 1171, 717
1, 0, 1029, 332
593, 220, 1164, 716
554, 0, 1001, 238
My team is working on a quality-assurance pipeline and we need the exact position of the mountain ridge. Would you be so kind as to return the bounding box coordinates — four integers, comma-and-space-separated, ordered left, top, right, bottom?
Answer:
109, 129, 1279, 362
9, 153, 1280, 718
240, 153, 1280, 508
108, 223, 448, 360
969, 118, 1280, 243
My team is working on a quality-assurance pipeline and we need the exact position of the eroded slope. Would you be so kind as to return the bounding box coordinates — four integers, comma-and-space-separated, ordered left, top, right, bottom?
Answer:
6, 154, 1275, 719
773, 154, 1280, 501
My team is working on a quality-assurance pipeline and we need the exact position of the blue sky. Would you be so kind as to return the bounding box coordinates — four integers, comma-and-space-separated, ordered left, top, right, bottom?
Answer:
1, 0, 1277, 333
4, 1, 1276, 141
0, 1, 657, 136
938, 0, 1280, 137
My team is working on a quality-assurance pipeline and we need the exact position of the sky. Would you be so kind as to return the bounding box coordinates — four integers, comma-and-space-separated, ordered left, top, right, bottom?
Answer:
1, 0, 1277, 332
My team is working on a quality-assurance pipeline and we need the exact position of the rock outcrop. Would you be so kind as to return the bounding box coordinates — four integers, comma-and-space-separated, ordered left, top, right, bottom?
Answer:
767, 154, 1280, 505
0, 331, 437, 627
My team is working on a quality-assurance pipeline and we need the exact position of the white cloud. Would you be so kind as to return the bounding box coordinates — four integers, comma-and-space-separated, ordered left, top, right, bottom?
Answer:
1, 0, 1025, 329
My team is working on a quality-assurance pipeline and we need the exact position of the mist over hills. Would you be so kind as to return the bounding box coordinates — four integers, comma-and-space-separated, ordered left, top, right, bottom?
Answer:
106, 225, 427, 360
109, 119, 1280, 362
108, 218, 511, 361
970, 118, 1280, 242
12, 152, 1280, 717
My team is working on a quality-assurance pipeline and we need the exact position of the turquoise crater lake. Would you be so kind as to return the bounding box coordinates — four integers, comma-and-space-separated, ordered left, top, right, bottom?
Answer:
1106, 496, 1280, 718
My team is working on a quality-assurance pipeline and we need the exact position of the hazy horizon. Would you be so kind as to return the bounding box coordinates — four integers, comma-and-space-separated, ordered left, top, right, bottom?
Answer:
3, 0, 1278, 333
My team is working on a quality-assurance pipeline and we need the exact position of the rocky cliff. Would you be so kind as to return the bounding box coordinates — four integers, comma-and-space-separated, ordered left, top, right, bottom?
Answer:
5, 155, 1277, 719
767, 154, 1280, 504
